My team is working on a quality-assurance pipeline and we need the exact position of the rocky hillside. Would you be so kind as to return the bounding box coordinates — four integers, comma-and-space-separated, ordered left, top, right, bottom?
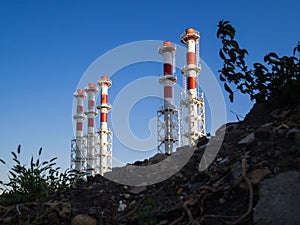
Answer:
1, 102, 300, 225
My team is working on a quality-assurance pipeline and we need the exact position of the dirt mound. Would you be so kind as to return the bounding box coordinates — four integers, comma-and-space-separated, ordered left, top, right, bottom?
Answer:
1, 104, 300, 225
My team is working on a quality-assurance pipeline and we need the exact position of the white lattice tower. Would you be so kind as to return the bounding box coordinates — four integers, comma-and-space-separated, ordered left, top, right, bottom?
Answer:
84, 83, 98, 176
180, 28, 206, 146
157, 41, 179, 155
72, 89, 87, 171
97, 76, 113, 176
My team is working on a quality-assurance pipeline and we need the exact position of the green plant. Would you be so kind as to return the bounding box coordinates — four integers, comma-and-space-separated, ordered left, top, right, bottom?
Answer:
136, 199, 159, 225
0, 145, 85, 205
217, 20, 300, 104
136, 208, 158, 225
290, 145, 300, 156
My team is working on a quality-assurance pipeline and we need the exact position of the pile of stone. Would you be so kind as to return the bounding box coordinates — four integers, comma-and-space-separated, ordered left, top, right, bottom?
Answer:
1, 103, 300, 225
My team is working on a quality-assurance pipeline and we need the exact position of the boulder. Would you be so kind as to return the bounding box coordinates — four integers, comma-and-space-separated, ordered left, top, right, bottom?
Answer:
287, 128, 300, 146
253, 171, 300, 225
274, 124, 289, 136
254, 123, 273, 140
238, 132, 255, 145
270, 108, 291, 119
128, 185, 147, 194
71, 214, 97, 225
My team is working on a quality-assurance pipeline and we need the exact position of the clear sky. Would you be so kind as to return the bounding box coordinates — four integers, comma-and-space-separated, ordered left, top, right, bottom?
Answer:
0, 0, 299, 183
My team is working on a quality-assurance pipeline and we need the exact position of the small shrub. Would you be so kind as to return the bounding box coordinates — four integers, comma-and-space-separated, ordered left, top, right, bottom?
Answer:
290, 145, 300, 156
0, 145, 85, 205
136, 207, 158, 225
136, 199, 159, 225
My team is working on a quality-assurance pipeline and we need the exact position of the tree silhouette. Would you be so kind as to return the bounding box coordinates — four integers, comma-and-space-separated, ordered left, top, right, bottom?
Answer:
217, 20, 300, 105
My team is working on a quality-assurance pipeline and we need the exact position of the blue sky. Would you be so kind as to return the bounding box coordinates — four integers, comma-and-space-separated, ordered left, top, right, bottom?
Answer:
0, 0, 299, 182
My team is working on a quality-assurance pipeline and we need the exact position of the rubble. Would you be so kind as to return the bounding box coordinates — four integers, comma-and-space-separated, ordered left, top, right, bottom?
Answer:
1, 102, 300, 224
118, 201, 127, 212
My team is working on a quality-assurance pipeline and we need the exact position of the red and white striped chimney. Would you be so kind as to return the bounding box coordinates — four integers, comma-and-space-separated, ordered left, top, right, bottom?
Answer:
160, 41, 176, 107
97, 76, 112, 175
85, 83, 98, 174
73, 89, 86, 171
158, 41, 177, 154
180, 27, 206, 146
181, 28, 200, 98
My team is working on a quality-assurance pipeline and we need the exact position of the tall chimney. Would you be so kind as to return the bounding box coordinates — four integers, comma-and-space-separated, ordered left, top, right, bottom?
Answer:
73, 89, 86, 171
97, 76, 113, 176
157, 41, 178, 154
85, 83, 98, 175
180, 28, 206, 146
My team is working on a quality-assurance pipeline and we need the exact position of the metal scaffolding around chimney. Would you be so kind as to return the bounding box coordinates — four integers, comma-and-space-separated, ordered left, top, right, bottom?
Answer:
179, 28, 206, 146
157, 41, 179, 154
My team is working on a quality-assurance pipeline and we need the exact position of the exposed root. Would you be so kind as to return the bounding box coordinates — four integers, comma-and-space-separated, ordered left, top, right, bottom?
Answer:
0, 206, 12, 223
231, 158, 253, 224
169, 213, 184, 225
183, 198, 200, 225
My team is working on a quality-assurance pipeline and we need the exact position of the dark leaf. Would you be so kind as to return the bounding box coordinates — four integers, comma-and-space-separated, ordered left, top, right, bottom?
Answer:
50, 157, 57, 162
17, 145, 21, 154
11, 151, 17, 159
30, 156, 34, 167
245, 73, 253, 83
268, 52, 279, 59
221, 20, 230, 26
9, 171, 16, 178
13, 158, 20, 165
224, 83, 233, 94
223, 24, 236, 39
229, 40, 239, 50
220, 74, 226, 82
229, 49, 237, 62
229, 93, 234, 102
217, 20, 231, 38
219, 49, 227, 61
48, 163, 56, 168
242, 65, 248, 72
235, 72, 245, 79
0, 159, 6, 164
293, 42, 300, 55
224, 24, 235, 32
264, 52, 279, 62
217, 28, 222, 38
243, 49, 249, 55
289, 56, 298, 62
38, 147, 42, 156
